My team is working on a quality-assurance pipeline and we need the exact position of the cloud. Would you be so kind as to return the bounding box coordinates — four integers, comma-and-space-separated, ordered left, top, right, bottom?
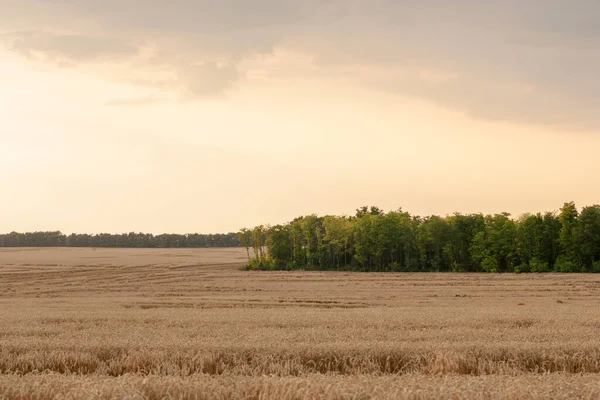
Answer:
178, 63, 240, 99
0, 30, 242, 98
3, 30, 137, 62
290, 1, 600, 129
47, 0, 345, 34
418, 69, 459, 84
0, 0, 345, 98
104, 95, 162, 107
1, 0, 600, 127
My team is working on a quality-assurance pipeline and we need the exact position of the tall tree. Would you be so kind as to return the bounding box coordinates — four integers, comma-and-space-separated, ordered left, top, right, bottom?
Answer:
575, 205, 600, 270
558, 202, 580, 267
237, 228, 252, 261
471, 213, 517, 272
445, 213, 485, 272
417, 215, 450, 271
251, 225, 267, 262
266, 225, 292, 268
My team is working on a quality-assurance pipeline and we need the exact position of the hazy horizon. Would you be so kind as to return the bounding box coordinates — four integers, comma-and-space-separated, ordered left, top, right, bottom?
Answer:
3, 1, 600, 234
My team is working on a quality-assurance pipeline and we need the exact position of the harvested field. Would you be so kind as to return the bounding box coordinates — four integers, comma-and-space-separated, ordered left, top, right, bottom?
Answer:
1, 247, 600, 399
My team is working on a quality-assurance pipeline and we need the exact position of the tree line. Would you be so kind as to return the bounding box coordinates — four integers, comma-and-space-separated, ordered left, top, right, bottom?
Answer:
239, 202, 600, 273
0, 232, 241, 248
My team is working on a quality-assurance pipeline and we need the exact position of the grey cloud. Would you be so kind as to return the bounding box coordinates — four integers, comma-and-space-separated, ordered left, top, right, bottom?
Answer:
376, 70, 594, 130
0, 0, 343, 97
19, 0, 346, 59
3, 30, 137, 62
2, 0, 600, 127
51, 0, 345, 33
295, 1, 600, 129
179, 63, 240, 98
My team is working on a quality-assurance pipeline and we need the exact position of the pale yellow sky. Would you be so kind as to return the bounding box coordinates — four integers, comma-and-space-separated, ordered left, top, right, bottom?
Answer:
2, 1, 599, 233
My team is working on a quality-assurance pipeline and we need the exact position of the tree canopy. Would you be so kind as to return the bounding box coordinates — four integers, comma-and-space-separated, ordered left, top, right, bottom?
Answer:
243, 202, 600, 273
0, 232, 240, 248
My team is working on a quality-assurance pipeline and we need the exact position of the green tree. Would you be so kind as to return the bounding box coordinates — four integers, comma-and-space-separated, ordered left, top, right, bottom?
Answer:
251, 225, 267, 263
352, 214, 377, 269
266, 225, 292, 269
558, 202, 580, 269
417, 216, 450, 271
445, 213, 485, 272
323, 216, 353, 268
237, 228, 252, 261
300, 215, 320, 267
355, 206, 383, 218
575, 205, 600, 270
471, 213, 517, 272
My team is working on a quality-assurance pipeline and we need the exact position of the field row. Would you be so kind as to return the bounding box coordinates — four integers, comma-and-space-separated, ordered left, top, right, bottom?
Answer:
1, 373, 600, 400
3, 345, 600, 376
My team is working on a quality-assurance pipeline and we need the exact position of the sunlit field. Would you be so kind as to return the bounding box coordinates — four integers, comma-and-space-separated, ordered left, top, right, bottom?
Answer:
2, 247, 600, 399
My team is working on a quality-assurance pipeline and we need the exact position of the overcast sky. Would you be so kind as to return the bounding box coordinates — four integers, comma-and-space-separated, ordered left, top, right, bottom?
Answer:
2, 1, 599, 233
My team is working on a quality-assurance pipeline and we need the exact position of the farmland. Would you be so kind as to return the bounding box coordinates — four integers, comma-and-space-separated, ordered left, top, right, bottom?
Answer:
1, 247, 600, 399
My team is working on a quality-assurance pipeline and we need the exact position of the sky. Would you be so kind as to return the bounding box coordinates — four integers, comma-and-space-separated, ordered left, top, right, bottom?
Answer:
2, 1, 600, 234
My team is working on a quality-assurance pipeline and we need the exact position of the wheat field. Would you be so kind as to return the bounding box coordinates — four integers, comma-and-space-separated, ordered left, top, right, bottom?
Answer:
1, 248, 600, 399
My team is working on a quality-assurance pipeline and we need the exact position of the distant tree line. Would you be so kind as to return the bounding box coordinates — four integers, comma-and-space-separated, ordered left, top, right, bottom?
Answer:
0, 232, 241, 248
241, 202, 600, 273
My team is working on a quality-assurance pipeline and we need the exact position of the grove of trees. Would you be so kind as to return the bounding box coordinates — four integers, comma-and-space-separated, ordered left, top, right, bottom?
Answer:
0, 232, 241, 248
242, 203, 600, 273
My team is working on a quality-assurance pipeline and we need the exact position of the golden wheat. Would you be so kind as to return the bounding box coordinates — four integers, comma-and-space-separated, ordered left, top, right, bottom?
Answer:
1, 248, 600, 399
2, 373, 600, 400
